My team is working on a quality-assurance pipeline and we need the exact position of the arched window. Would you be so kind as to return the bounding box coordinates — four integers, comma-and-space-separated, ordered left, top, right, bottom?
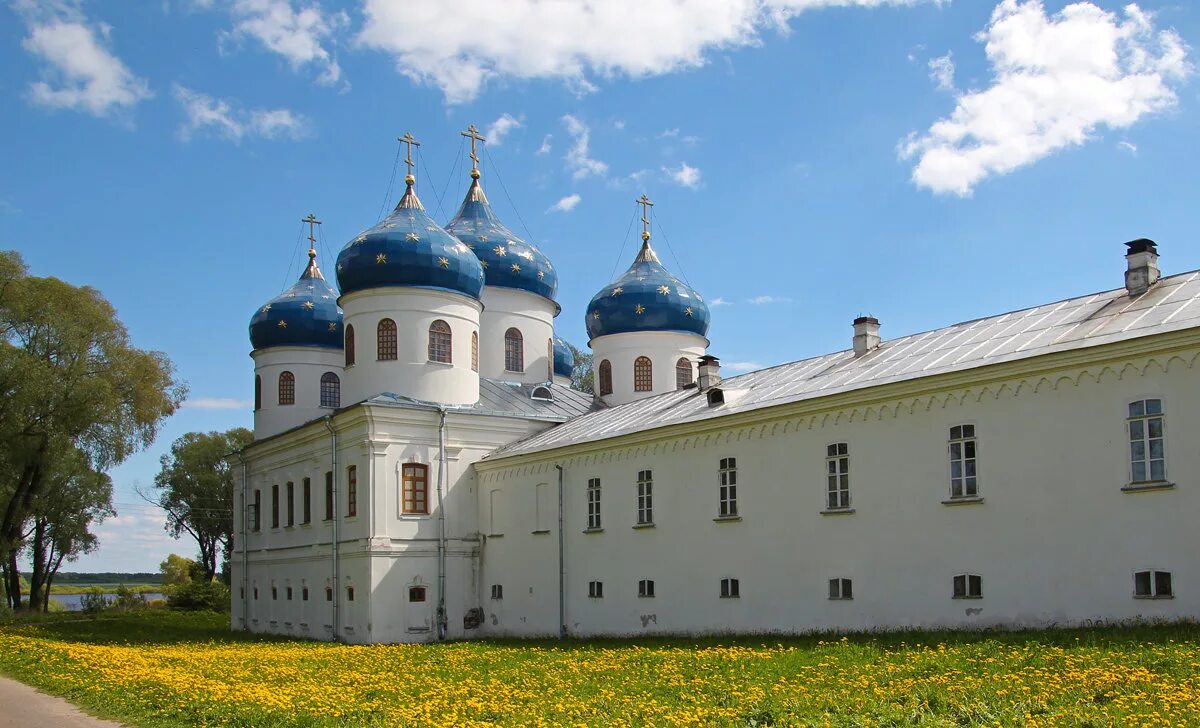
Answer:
598, 359, 613, 396
471, 331, 478, 372
344, 324, 355, 366
402, 463, 429, 514
428, 320, 452, 363
676, 357, 693, 389
278, 371, 295, 405
320, 372, 340, 408
254, 375, 262, 410
634, 356, 653, 392
504, 328, 524, 372
547, 339, 554, 379
377, 319, 397, 360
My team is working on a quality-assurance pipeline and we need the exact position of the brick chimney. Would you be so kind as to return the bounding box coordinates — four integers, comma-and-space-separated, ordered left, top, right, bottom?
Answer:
1125, 239, 1160, 296
852, 316, 881, 357
697, 355, 721, 391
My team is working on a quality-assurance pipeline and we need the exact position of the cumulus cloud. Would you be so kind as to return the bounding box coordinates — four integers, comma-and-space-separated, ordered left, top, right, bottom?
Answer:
183, 397, 254, 409
485, 113, 523, 145
70, 506, 179, 573
748, 295, 792, 305
547, 193, 582, 213
709, 297, 732, 307
218, 0, 349, 85
536, 134, 552, 155
17, 3, 152, 118
725, 361, 763, 373
901, 1, 1191, 197
928, 52, 955, 91
173, 84, 310, 142
562, 115, 608, 179
356, 0, 939, 103
665, 162, 702, 188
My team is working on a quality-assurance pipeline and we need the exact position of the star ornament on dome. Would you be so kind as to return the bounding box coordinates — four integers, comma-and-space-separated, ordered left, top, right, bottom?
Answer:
405, 232, 420, 242
328, 323, 338, 332
493, 245, 507, 256
354, 234, 367, 244
592, 311, 601, 320
480, 260, 489, 269
537, 271, 545, 279
261, 304, 271, 313
611, 287, 623, 296
277, 320, 288, 328
635, 304, 646, 315
302, 301, 315, 310
685, 307, 694, 317
376, 253, 388, 264
658, 285, 670, 295
511, 263, 521, 273
438, 257, 450, 268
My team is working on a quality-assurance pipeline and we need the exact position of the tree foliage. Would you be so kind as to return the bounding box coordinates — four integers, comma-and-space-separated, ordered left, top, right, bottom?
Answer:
160, 554, 196, 587
565, 341, 594, 395
152, 429, 252, 582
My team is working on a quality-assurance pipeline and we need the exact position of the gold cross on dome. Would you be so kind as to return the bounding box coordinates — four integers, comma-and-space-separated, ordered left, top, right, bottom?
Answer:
302, 213, 321, 254
636, 194, 654, 242
399, 132, 421, 180
461, 124, 486, 177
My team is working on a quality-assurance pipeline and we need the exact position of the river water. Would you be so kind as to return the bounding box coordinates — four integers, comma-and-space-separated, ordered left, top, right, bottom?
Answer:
49, 592, 165, 611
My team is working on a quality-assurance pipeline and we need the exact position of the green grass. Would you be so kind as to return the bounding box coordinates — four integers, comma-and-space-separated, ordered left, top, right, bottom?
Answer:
1, 611, 1199, 726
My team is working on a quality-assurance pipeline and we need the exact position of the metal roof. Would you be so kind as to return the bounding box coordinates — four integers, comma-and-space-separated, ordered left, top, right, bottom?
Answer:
367, 378, 595, 422
487, 270, 1200, 461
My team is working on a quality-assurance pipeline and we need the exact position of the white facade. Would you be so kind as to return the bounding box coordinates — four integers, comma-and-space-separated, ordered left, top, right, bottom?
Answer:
591, 330, 707, 407
252, 347, 343, 439
478, 287, 557, 384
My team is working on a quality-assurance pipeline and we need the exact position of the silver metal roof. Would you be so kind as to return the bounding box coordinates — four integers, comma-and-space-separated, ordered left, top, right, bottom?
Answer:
367, 378, 596, 422
487, 270, 1200, 461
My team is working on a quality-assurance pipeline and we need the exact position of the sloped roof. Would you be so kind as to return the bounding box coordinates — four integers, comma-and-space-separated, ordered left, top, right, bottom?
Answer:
487, 270, 1200, 461
367, 378, 595, 422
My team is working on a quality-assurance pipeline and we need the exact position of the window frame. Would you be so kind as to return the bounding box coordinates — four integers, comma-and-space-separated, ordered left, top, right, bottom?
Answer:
254, 375, 262, 411
490, 584, 503, 600
828, 577, 853, 600
638, 579, 655, 598
428, 320, 452, 364
718, 457, 738, 518
588, 580, 604, 598
277, 371, 295, 406
598, 359, 613, 396
377, 318, 398, 361
471, 331, 478, 372
952, 573, 983, 599
251, 489, 261, 532
720, 577, 740, 599
301, 477, 311, 525
271, 484, 280, 529
401, 463, 430, 515
344, 324, 356, 366
586, 477, 602, 530
320, 372, 340, 408
826, 443, 850, 510
346, 465, 357, 518
324, 471, 333, 521
1127, 399, 1167, 484
636, 469, 653, 526
675, 357, 693, 389
947, 424, 978, 499
504, 328, 524, 372
1133, 569, 1173, 599
285, 481, 295, 527
409, 586, 427, 603
633, 356, 653, 392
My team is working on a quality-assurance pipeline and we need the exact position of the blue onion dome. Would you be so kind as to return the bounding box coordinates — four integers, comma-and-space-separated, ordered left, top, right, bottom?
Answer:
336, 176, 485, 300
553, 335, 575, 378
249, 249, 344, 350
585, 236, 710, 340
444, 174, 559, 307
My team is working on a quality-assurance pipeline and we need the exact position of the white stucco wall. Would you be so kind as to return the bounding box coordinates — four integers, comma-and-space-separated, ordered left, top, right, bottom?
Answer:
590, 331, 707, 406
339, 288, 482, 407
252, 347, 344, 439
475, 343, 1200, 638
478, 287, 557, 384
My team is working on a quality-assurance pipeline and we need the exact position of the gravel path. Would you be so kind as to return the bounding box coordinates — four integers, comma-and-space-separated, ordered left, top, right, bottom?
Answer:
0, 676, 125, 727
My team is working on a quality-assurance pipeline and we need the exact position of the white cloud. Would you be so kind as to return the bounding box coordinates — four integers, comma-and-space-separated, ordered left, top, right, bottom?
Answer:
18, 5, 152, 118
748, 295, 792, 304
613, 119, 626, 130
357, 0, 940, 103
709, 296, 732, 307
901, 1, 1191, 197
562, 114, 608, 179
219, 0, 348, 86
659, 127, 680, 138
173, 84, 310, 142
69, 507, 180, 573
725, 361, 763, 373
183, 397, 254, 410
536, 134, 552, 155
1118, 140, 1138, 155
665, 161, 702, 188
928, 52, 955, 91
605, 168, 652, 190
485, 113, 523, 145
547, 193, 582, 213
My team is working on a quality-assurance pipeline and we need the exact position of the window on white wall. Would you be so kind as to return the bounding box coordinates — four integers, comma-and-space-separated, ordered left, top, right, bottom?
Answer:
952, 574, 982, 599
828, 578, 853, 600
826, 444, 850, 510
638, 579, 655, 598
636, 470, 653, 525
1128, 399, 1166, 483
534, 483, 550, 532
586, 478, 602, 530
489, 489, 502, 535
720, 578, 740, 598
491, 584, 503, 600
948, 425, 978, 499
1133, 569, 1172, 598
588, 581, 603, 598
718, 458, 737, 517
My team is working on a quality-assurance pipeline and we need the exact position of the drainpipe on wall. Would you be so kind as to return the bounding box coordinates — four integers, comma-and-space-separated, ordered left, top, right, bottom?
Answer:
323, 416, 340, 642
235, 450, 248, 632
436, 406, 449, 641
555, 463, 565, 639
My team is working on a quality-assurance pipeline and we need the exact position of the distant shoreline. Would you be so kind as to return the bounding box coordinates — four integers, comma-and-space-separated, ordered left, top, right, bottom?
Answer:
47, 584, 162, 596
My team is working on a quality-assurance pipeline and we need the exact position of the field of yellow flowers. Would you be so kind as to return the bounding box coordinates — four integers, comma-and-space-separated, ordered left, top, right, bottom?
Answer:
1, 612, 1198, 727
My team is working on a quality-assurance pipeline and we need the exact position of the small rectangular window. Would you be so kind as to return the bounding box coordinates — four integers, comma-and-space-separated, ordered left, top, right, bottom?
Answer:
346, 465, 357, 518
286, 482, 295, 527
636, 470, 653, 525
828, 577, 853, 600
271, 485, 280, 528
253, 587, 259, 600
325, 587, 333, 602
271, 586, 278, 601
286, 587, 293, 601
302, 478, 311, 524
1134, 569, 1172, 598
948, 425, 978, 498
491, 584, 503, 600
952, 573, 983, 599
1128, 399, 1166, 483
638, 579, 655, 598
720, 577, 740, 598
586, 478, 602, 530
252, 490, 261, 532
324, 471, 333, 521
826, 444, 850, 510
588, 581, 603, 598
402, 463, 429, 515
719, 457, 738, 517
346, 587, 355, 602
302, 587, 309, 601
409, 586, 427, 602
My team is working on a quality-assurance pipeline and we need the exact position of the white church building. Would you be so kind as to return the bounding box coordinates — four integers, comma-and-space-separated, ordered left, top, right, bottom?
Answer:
232, 131, 1200, 643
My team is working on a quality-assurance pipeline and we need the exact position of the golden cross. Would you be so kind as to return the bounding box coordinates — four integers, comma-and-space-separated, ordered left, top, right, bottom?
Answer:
637, 194, 654, 241
399, 132, 421, 182
461, 124, 486, 177
302, 213, 322, 252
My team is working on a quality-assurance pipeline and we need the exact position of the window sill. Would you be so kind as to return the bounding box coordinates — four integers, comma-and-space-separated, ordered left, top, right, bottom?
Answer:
582, 527, 604, 534
399, 513, 431, 520
719, 595, 740, 599
504, 369, 525, 374
942, 496, 985, 506
1133, 594, 1174, 600
637, 595, 655, 599
820, 508, 856, 516
426, 360, 453, 367
300, 522, 312, 528
828, 597, 853, 601
531, 529, 551, 535
632, 522, 656, 530
952, 595, 983, 600
713, 515, 742, 523
486, 533, 504, 538
1121, 481, 1174, 493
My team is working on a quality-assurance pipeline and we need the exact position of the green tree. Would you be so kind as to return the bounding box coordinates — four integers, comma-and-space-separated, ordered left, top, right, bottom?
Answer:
151, 429, 253, 582
565, 341, 593, 394
0, 251, 184, 609
160, 553, 195, 587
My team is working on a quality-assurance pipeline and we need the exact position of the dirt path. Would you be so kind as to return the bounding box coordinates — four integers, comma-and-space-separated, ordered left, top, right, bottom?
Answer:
0, 676, 125, 727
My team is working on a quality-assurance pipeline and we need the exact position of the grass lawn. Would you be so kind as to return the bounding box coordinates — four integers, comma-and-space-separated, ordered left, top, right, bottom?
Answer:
1, 612, 1198, 727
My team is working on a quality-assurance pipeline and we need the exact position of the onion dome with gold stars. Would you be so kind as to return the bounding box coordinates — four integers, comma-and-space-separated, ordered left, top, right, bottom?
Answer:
249, 248, 344, 350
585, 237, 710, 341
553, 335, 575, 379
336, 135, 485, 300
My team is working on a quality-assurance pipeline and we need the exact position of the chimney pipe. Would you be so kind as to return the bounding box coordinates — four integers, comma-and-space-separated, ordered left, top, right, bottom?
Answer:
1125, 239, 1160, 296
697, 355, 721, 391
852, 316, 881, 357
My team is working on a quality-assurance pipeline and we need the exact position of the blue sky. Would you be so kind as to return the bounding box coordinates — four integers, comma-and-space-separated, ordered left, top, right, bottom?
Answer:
3, 0, 1198, 572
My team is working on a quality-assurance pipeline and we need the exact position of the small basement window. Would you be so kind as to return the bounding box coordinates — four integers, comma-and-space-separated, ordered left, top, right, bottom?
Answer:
491, 584, 503, 600
588, 581, 603, 598
1134, 569, 1172, 599
829, 578, 853, 600
638, 579, 655, 598
952, 574, 982, 599
720, 578, 740, 598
